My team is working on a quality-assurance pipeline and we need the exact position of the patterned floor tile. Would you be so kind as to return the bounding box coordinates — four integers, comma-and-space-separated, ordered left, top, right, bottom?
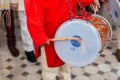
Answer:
74, 75, 90, 80
103, 72, 118, 80
98, 64, 112, 72
71, 67, 85, 76
84, 65, 99, 74
90, 74, 105, 80
26, 73, 41, 80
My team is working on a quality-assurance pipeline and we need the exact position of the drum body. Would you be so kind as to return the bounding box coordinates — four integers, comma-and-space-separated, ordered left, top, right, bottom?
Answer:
109, 0, 120, 27
89, 15, 112, 49
53, 15, 112, 67
54, 19, 101, 67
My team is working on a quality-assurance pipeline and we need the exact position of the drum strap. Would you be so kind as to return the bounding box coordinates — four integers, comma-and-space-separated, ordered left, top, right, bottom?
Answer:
66, 0, 74, 19
66, 0, 82, 18
66, 0, 91, 20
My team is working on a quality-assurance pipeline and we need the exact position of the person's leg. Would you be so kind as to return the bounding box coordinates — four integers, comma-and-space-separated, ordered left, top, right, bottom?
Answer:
2, 9, 19, 57
18, 11, 36, 62
116, 26, 120, 61
59, 64, 71, 80
40, 46, 59, 80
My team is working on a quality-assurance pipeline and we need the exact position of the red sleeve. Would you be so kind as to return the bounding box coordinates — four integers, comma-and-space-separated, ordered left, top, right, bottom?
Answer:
24, 0, 49, 47
80, 0, 94, 6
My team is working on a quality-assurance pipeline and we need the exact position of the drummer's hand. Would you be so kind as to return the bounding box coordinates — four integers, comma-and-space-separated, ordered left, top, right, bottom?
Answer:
89, 0, 100, 13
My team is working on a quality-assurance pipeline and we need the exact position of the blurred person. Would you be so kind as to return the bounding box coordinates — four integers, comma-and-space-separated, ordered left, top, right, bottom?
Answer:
10, 0, 36, 62
0, 0, 19, 57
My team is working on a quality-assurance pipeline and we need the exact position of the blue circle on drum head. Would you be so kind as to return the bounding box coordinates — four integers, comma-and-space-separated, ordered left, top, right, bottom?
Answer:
71, 35, 81, 47
114, 11, 118, 18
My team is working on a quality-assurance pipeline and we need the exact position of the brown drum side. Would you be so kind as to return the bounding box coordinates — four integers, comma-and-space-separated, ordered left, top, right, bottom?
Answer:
89, 16, 111, 48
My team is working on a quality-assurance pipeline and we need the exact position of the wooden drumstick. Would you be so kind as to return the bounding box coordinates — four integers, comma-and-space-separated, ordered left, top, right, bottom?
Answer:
49, 37, 78, 41
49, 37, 82, 44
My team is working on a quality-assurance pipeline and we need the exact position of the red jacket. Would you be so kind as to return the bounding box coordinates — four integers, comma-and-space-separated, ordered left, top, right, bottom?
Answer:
24, 0, 94, 67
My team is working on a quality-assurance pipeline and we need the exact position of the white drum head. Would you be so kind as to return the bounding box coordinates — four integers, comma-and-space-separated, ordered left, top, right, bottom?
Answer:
54, 19, 101, 67
109, 0, 120, 27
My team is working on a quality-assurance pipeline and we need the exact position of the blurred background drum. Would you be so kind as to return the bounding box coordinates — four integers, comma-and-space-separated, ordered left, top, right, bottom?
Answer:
109, 0, 120, 27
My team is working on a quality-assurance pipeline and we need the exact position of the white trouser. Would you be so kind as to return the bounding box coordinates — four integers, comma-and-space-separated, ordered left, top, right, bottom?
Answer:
40, 46, 71, 80
117, 26, 120, 49
18, 11, 34, 52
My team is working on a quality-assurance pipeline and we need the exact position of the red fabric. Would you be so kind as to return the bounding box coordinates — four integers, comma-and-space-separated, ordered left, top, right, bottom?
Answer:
76, 7, 92, 20
24, 0, 94, 67
80, 0, 94, 6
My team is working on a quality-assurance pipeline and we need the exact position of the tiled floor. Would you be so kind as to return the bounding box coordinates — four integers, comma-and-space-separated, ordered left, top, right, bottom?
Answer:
0, 3, 120, 80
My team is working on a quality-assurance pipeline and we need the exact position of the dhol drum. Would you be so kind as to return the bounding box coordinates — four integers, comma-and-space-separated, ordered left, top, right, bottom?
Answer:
51, 15, 112, 67
89, 14, 112, 49
109, 0, 120, 27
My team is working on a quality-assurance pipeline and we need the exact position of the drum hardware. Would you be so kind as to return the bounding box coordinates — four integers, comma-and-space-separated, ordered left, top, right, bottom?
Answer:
89, 21, 108, 26
90, 15, 112, 48
90, 14, 112, 48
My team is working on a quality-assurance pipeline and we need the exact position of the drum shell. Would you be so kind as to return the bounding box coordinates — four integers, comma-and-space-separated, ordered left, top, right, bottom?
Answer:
89, 15, 112, 49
